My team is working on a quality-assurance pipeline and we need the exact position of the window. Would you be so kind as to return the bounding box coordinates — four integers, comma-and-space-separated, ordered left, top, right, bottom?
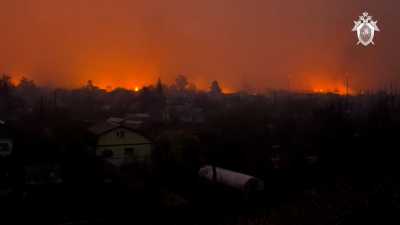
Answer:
116, 131, 125, 138
125, 148, 134, 156
0, 143, 8, 152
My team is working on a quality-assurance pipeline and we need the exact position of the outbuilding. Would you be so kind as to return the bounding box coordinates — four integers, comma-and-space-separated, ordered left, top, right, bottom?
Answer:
198, 165, 264, 200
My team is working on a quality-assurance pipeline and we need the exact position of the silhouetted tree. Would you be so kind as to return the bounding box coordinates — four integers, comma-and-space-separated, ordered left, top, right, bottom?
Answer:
86, 80, 94, 91
155, 78, 166, 104
18, 77, 36, 88
139, 86, 157, 110
156, 78, 163, 96
152, 131, 202, 190
170, 84, 178, 91
175, 75, 188, 91
0, 75, 14, 97
210, 80, 222, 94
16, 77, 37, 98
106, 85, 113, 92
167, 84, 179, 97
333, 88, 339, 94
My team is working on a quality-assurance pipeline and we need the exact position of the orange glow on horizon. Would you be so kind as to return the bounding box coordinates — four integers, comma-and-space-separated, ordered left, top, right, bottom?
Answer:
135, 87, 139, 91
222, 88, 232, 94
302, 76, 356, 95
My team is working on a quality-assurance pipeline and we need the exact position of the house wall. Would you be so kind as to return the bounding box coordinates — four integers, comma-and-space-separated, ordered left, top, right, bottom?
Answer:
0, 139, 13, 156
95, 128, 152, 167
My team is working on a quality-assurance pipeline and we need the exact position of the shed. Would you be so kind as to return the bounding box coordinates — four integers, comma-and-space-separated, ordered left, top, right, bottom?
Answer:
198, 165, 264, 199
24, 163, 62, 185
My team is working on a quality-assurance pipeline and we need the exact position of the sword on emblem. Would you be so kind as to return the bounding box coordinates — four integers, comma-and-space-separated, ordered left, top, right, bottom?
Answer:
357, 39, 374, 45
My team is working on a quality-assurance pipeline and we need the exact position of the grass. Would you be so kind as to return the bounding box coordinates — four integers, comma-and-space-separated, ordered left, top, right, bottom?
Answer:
218, 173, 400, 225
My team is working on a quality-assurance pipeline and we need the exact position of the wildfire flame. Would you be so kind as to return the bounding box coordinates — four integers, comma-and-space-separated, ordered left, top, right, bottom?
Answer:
134, 87, 139, 92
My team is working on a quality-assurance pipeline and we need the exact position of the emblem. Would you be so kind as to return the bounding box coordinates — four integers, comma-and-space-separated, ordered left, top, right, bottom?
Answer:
351, 11, 380, 46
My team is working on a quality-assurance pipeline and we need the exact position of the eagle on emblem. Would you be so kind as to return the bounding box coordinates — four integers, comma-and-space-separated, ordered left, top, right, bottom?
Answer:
351, 12, 380, 46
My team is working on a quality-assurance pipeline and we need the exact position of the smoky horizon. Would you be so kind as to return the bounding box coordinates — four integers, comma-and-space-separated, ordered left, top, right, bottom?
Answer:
0, 0, 399, 94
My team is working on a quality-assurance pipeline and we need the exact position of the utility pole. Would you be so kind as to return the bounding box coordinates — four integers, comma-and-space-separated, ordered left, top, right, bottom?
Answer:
54, 91, 57, 111
40, 96, 43, 113
346, 73, 349, 109
390, 82, 393, 96
40, 96, 45, 119
379, 87, 381, 99
274, 91, 277, 115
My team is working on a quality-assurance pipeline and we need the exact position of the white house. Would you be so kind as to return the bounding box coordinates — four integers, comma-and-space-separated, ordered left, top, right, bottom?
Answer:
0, 120, 13, 157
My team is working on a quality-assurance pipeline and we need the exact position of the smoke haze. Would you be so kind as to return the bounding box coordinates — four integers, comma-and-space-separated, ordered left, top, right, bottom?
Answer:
0, 0, 399, 93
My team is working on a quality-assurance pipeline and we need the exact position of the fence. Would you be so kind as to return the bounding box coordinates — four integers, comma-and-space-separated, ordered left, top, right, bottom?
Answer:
106, 156, 151, 168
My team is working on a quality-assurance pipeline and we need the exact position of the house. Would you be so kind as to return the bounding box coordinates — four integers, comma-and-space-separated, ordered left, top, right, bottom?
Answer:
0, 120, 13, 157
86, 121, 153, 167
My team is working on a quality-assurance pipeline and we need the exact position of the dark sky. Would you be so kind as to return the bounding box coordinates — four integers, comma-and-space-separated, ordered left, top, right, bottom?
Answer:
0, 0, 399, 93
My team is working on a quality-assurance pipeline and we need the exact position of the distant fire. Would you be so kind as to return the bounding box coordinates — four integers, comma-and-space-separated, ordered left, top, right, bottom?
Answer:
304, 78, 355, 95
134, 87, 139, 92
222, 88, 232, 94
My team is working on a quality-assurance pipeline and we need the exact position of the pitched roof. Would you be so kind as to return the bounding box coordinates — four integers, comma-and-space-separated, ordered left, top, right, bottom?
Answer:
106, 117, 124, 124
86, 120, 154, 143
132, 113, 150, 118
123, 113, 150, 121
124, 120, 143, 125
87, 121, 120, 135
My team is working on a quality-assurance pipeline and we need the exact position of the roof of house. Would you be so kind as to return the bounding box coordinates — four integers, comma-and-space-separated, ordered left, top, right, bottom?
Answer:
106, 117, 143, 125
133, 113, 151, 118
124, 120, 143, 125
87, 121, 120, 135
106, 117, 124, 124
124, 114, 150, 120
